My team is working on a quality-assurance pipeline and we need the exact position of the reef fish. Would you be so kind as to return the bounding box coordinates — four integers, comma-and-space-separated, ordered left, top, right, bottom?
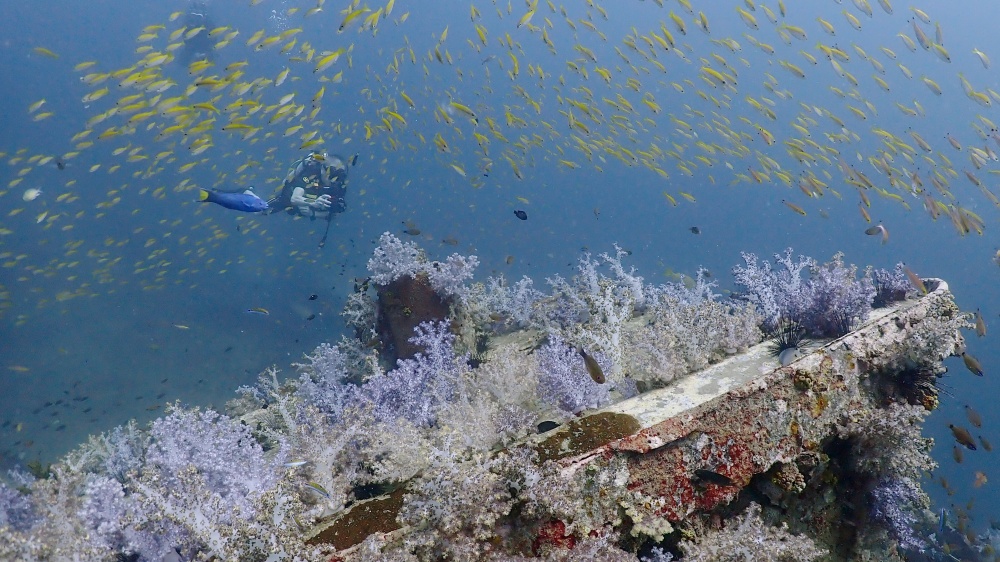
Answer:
949, 423, 978, 450
578, 348, 606, 384
974, 309, 987, 337
962, 352, 984, 376
965, 405, 983, 428
864, 224, 889, 245
902, 265, 927, 295
778, 347, 802, 367
305, 481, 331, 498
197, 188, 268, 213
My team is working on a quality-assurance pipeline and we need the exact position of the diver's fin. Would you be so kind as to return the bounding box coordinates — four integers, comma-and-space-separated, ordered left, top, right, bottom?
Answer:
197, 189, 211, 202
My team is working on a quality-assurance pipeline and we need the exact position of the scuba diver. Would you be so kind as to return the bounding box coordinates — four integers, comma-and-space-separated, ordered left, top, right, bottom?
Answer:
178, 1, 215, 66
195, 151, 354, 247
265, 151, 354, 246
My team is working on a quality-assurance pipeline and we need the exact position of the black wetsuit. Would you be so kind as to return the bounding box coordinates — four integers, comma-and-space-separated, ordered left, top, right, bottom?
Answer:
266, 157, 347, 217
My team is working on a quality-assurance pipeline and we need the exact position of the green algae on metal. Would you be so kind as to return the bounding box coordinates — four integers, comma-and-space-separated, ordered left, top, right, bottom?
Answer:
305, 487, 407, 550
534, 411, 642, 462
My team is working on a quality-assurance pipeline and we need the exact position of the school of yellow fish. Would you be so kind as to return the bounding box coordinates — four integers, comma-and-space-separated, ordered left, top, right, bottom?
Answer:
0, 0, 997, 325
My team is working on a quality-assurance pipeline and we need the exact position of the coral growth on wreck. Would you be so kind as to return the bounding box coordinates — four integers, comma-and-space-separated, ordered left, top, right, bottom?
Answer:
0, 239, 964, 561
678, 503, 827, 561
732, 248, 878, 338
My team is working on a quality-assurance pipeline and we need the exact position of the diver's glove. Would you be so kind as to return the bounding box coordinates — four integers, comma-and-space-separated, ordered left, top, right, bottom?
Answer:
311, 194, 332, 210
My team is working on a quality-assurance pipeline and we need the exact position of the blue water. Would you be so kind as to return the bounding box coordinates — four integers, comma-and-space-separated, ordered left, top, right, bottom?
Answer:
0, 0, 997, 535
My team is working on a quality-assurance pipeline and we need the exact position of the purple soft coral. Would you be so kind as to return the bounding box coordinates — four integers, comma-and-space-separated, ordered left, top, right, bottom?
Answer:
145, 408, 284, 522
426, 253, 480, 298
367, 232, 479, 299
733, 249, 874, 338
536, 335, 612, 415
486, 274, 544, 328
804, 253, 875, 337
0, 481, 38, 532
295, 342, 351, 419
871, 263, 912, 308
732, 248, 815, 332
354, 320, 464, 427
368, 232, 423, 286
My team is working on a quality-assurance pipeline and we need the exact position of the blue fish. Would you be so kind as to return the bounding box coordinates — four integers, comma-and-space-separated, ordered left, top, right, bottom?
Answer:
197, 188, 268, 213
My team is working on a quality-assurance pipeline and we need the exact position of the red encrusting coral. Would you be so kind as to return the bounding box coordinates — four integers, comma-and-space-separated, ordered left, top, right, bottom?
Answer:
531, 519, 576, 555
